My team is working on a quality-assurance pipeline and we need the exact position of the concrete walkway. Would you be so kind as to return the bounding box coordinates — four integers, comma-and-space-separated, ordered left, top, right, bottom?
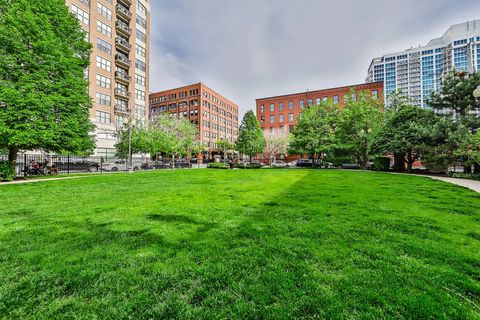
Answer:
422, 175, 480, 193
0, 176, 86, 185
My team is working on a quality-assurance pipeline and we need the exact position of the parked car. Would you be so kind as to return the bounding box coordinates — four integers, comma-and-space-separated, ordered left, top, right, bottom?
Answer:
54, 159, 100, 172
341, 163, 360, 170
102, 160, 141, 171
143, 160, 171, 170
174, 159, 192, 169
297, 159, 313, 168
286, 160, 298, 167
272, 160, 287, 168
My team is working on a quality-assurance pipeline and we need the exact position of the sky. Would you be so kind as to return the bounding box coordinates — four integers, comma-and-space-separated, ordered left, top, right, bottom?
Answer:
149, 0, 480, 116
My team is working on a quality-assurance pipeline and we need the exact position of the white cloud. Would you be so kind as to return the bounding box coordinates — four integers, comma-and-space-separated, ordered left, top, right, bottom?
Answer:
149, 0, 480, 117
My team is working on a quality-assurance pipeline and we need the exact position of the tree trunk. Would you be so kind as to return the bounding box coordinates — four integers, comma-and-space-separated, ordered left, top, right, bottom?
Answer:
393, 153, 405, 172
171, 153, 175, 169
464, 163, 472, 174
406, 152, 414, 173
473, 163, 480, 174
8, 147, 18, 167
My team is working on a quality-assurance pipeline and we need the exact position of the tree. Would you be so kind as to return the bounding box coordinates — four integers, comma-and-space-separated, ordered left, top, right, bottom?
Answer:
149, 114, 198, 168
429, 71, 480, 127
0, 0, 94, 169
263, 129, 290, 165
114, 119, 147, 160
217, 139, 235, 164
370, 105, 439, 173
236, 111, 266, 162
290, 103, 337, 166
336, 90, 384, 168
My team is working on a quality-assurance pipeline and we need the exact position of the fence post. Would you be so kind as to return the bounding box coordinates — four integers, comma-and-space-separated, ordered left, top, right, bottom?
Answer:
67, 155, 70, 175
24, 154, 27, 177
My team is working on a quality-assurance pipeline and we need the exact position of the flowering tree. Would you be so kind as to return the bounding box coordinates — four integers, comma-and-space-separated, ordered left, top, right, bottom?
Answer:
264, 129, 290, 165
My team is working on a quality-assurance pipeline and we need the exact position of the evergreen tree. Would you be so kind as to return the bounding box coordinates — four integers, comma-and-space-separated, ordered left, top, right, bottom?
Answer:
0, 0, 94, 169
429, 71, 480, 127
236, 111, 266, 162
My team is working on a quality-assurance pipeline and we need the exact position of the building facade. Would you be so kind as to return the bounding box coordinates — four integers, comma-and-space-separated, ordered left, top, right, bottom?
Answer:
256, 82, 384, 132
149, 83, 240, 154
65, 0, 150, 156
367, 20, 480, 108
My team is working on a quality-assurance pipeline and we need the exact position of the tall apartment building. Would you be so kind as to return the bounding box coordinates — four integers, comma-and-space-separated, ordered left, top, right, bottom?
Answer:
149, 83, 240, 156
367, 20, 480, 108
256, 82, 384, 132
66, 0, 150, 156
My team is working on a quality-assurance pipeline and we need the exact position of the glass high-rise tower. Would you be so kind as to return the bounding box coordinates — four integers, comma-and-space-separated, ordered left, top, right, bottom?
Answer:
367, 20, 480, 108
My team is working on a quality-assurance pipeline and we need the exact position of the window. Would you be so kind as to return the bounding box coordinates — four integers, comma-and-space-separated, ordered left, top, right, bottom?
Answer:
323, 97, 328, 102
136, 15, 147, 29
136, 44, 146, 59
270, 103, 275, 112
96, 20, 112, 37
372, 90, 378, 99
135, 59, 146, 72
135, 73, 146, 86
135, 89, 146, 101
71, 5, 89, 25
260, 105, 265, 113
316, 98, 321, 105
95, 110, 111, 124
97, 3, 112, 21
137, 2, 147, 15
279, 114, 284, 123
288, 113, 294, 122
260, 116, 265, 123
288, 101, 294, 110
96, 74, 111, 89
299, 99, 304, 109
135, 104, 146, 121
279, 102, 284, 111
136, 29, 146, 43
96, 93, 111, 106
96, 56, 111, 71
270, 115, 275, 124
96, 38, 112, 54
333, 95, 339, 104
308, 99, 313, 106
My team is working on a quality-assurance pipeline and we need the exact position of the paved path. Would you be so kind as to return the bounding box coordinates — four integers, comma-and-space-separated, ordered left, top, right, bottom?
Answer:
422, 175, 480, 193
0, 176, 86, 186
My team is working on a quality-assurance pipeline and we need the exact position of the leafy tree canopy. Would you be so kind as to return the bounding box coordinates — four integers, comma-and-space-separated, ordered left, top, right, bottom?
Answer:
236, 111, 265, 160
0, 0, 94, 165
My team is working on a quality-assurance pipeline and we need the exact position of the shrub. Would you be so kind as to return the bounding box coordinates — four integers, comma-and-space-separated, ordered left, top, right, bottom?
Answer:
324, 157, 354, 167
0, 161, 15, 181
449, 173, 480, 181
234, 163, 263, 169
373, 157, 391, 172
208, 162, 229, 169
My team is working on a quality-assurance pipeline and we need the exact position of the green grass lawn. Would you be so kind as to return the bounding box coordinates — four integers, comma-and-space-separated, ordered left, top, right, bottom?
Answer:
0, 170, 479, 319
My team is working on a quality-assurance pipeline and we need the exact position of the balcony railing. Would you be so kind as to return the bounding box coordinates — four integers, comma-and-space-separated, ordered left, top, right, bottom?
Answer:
115, 54, 131, 68
115, 36, 131, 53
115, 20, 132, 37
118, 0, 131, 7
116, 4, 132, 21
115, 71, 131, 84
115, 104, 130, 115
114, 88, 131, 99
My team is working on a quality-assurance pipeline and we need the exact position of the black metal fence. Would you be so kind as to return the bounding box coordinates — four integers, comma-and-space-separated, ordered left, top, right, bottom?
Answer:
0, 154, 163, 177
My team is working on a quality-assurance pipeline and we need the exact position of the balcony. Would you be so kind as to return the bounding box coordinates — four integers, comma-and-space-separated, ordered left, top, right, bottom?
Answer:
115, 71, 131, 85
115, 88, 131, 100
118, 0, 131, 7
115, 36, 131, 53
115, 104, 131, 115
116, 4, 132, 21
115, 53, 131, 68
115, 20, 131, 37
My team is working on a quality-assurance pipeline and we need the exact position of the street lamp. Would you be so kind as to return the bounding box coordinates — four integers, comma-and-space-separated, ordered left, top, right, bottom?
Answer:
474, 85, 480, 98
123, 117, 133, 173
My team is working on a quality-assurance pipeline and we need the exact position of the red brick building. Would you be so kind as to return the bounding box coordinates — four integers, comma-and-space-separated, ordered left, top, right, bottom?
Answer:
256, 82, 384, 132
149, 83, 239, 155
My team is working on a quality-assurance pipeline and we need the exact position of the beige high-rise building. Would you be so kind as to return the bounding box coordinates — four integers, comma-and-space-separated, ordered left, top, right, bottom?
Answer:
65, 0, 150, 156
